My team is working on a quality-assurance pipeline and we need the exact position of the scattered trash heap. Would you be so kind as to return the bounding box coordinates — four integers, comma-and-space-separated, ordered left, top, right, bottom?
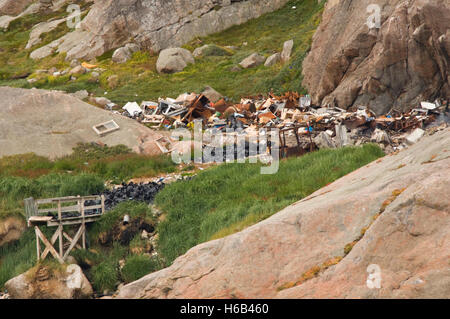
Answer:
106, 88, 448, 157
102, 182, 166, 211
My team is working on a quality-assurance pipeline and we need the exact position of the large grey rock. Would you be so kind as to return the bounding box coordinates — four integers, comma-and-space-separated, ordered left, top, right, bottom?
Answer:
31, 0, 290, 61
239, 53, 265, 69
156, 48, 194, 74
5, 264, 93, 299
0, 87, 166, 158
264, 53, 281, 67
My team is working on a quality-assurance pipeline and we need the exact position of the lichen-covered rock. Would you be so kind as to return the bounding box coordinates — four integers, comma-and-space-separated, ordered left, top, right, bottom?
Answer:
302, 0, 450, 115
117, 128, 450, 299
193, 44, 231, 58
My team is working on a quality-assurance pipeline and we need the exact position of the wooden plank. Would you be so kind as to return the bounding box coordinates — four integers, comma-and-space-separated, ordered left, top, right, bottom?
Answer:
57, 201, 62, 221
63, 224, 84, 260
81, 199, 86, 249
46, 216, 101, 227
29, 216, 53, 222
35, 228, 40, 262
63, 232, 82, 250
41, 226, 60, 260
101, 195, 105, 214
38, 205, 80, 214
35, 227, 64, 264
36, 196, 81, 204
37, 204, 102, 214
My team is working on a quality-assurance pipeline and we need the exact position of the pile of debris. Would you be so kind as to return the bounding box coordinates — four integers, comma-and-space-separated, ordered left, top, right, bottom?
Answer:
102, 182, 165, 211
108, 89, 448, 157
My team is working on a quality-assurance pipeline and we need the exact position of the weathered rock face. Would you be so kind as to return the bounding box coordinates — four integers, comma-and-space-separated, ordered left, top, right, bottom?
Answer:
0, 87, 168, 158
5, 264, 93, 299
118, 128, 450, 299
31, 0, 290, 61
156, 48, 195, 74
0, 217, 25, 247
0, 0, 32, 16
302, 0, 450, 115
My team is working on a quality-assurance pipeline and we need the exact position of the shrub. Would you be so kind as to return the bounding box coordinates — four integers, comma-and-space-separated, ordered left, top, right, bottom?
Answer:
121, 254, 162, 283
91, 260, 119, 292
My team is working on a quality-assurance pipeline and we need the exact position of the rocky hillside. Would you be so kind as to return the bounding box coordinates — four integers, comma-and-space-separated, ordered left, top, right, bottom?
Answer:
0, 87, 167, 158
118, 127, 450, 299
30, 0, 290, 61
303, 0, 450, 114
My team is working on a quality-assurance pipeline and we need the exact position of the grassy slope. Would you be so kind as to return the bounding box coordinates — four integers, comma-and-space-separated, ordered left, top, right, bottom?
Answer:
0, 145, 385, 291
155, 144, 385, 265
0, 202, 162, 291
0, 0, 324, 104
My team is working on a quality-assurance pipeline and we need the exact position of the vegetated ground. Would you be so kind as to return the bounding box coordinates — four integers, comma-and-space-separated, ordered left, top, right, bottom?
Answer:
0, 143, 176, 220
0, 0, 324, 104
0, 144, 384, 291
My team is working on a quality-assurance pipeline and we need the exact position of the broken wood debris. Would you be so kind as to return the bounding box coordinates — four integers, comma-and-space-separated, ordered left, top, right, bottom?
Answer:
109, 89, 448, 157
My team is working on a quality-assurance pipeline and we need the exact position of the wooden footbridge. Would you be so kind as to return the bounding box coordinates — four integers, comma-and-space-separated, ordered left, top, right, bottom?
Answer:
25, 195, 105, 264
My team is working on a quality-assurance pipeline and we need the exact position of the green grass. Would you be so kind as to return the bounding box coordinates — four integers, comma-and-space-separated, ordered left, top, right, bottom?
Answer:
155, 144, 385, 265
121, 254, 163, 284
0, 0, 324, 103
0, 143, 176, 220
0, 229, 37, 288
74, 201, 160, 292
89, 201, 156, 240
0, 173, 105, 220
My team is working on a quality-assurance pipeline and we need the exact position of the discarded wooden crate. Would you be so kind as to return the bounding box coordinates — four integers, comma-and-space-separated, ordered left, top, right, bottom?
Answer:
92, 120, 120, 136
25, 195, 105, 264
